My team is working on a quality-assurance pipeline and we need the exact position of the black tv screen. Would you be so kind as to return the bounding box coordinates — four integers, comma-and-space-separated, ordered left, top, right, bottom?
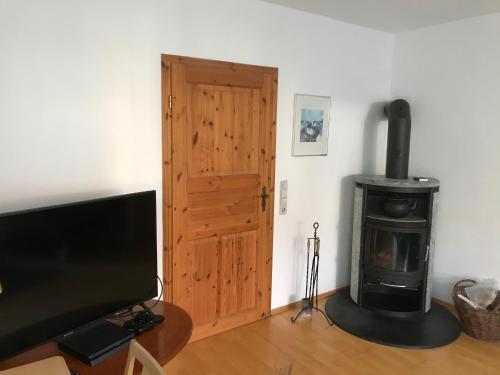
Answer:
0, 191, 157, 360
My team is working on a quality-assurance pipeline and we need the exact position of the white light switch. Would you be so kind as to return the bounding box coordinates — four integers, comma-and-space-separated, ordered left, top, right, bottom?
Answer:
279, 180, 288, 215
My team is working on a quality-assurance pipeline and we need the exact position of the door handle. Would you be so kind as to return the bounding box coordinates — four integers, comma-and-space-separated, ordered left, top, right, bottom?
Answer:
261, 186, 269, 212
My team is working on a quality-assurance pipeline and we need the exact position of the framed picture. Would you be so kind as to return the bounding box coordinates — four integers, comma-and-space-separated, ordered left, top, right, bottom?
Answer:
292, 94, 331, 156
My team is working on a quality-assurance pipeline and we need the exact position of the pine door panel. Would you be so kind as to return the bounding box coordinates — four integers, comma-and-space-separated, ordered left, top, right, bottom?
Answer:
162, 55, 277, 341
188, 85, 260, 176
219, 231, 258, 317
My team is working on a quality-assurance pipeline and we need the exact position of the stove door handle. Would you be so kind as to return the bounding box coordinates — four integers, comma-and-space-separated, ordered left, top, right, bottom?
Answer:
380, 282, 407, 288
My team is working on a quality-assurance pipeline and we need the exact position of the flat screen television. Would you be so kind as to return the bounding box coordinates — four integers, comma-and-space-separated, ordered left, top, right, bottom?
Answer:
0, 191, 157, 360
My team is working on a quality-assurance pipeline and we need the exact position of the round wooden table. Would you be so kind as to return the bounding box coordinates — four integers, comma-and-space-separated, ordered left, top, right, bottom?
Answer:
0, 301, 192, 374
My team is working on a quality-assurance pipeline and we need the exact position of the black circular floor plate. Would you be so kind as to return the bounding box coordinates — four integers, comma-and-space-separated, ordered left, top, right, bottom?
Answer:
325, 290, 461, 349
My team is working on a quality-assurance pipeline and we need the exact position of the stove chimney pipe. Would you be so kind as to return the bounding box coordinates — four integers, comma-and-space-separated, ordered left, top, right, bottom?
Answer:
384, 99, 411, 179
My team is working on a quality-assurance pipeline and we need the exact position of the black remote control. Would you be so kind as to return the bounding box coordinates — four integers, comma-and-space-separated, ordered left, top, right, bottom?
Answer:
123, 311, 165, 336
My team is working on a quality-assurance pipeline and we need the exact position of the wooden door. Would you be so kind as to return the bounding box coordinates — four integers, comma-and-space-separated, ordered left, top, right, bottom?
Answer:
161, 55, 277, 340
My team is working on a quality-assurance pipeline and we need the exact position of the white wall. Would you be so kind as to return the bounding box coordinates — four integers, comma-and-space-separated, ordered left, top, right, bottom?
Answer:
391, 14, 500, 303
0, 0, 393, 308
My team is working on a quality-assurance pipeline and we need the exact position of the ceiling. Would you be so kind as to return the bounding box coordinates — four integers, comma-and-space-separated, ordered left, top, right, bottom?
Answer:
261, 0, 500, 32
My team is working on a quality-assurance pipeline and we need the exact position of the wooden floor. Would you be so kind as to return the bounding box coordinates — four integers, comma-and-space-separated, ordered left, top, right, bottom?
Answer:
166, 300, 500, 375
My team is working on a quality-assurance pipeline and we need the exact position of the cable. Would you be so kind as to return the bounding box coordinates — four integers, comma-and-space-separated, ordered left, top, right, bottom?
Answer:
148, 276, 164, 311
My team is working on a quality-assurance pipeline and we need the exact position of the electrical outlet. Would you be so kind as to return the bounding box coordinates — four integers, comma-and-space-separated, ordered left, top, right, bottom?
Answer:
280, 198, 287, 215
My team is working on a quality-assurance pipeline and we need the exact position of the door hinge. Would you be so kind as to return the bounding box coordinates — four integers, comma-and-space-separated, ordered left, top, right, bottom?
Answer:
168, 95, 173, 110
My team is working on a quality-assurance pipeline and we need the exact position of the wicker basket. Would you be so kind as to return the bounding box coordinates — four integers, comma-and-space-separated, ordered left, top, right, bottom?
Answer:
452, 279, 500, 341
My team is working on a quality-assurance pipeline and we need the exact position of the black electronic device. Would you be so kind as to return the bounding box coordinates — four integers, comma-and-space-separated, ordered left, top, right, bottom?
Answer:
0, 191, 158, 360
123, 303, 165, 335
57, 320, 135, 366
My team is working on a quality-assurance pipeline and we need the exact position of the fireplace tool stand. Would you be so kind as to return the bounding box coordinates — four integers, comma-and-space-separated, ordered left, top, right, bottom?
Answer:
291, 222, 333, 325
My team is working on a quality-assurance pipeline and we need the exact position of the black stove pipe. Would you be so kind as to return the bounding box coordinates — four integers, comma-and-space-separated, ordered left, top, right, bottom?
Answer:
384, 99, 411, 179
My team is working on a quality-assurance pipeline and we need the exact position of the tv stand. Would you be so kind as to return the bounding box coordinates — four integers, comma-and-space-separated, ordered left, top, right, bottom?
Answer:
123, 303, 165, 335
0, 301, 191, 374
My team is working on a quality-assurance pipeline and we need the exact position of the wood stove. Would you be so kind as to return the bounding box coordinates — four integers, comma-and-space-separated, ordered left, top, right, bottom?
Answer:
325, 99, 460, 348
349, 99, 439, 319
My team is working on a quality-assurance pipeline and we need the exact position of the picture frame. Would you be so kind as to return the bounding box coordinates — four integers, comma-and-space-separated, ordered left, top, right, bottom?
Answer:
292, 94, 331, 156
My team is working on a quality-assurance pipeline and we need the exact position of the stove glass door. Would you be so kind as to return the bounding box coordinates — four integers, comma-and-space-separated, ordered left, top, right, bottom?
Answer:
365, 228, 422, 273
